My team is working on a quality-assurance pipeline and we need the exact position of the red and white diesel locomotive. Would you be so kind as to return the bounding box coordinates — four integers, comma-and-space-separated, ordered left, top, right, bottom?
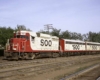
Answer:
4, 30, 100, 60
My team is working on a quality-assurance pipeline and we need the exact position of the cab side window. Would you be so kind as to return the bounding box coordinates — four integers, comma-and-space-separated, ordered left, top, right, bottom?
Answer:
31, 36, 35, 43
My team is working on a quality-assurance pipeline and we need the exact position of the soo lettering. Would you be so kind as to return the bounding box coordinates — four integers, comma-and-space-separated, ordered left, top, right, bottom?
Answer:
40, 39, 52, 46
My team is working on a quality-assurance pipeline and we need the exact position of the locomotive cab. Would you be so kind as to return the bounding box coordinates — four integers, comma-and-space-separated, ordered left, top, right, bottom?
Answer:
9, 31, 30, 52
4, 30, 32, 60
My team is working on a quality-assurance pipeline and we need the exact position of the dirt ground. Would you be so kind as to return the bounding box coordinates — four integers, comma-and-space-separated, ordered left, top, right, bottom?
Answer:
0, 55, 100, 80
20, 57, 100, 80
72, 65, 100, 80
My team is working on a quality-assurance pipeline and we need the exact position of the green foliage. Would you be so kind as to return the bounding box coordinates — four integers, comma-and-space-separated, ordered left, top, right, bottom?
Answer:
60, 30, 71, 39
50, 28, 61, 37
39, 28, 100, 43
0, 26, 14, 46
39, 28, 83, 40
88, 31, 100, 42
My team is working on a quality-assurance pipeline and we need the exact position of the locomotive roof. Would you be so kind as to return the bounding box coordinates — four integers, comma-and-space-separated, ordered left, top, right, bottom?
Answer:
64, 39, 85, 43
64, 39, 100, 44
16, 30, 32, 33
86, 41, 100, 45
16, 30, 59, 39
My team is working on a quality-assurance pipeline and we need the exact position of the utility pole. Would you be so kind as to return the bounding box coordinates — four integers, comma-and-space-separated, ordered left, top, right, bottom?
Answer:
44, 24, 53, 34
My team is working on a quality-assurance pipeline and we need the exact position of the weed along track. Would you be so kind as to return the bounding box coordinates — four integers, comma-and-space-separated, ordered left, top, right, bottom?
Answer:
0, 55, 100, 80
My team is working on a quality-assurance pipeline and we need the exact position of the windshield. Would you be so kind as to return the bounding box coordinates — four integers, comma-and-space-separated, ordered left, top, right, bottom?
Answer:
15, 35, 29, 40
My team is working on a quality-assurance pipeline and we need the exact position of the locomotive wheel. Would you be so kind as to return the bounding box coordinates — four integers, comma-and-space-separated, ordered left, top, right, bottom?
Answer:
29, 53, 35, 60
12, 53, 18, 60
52, 53, 59, 58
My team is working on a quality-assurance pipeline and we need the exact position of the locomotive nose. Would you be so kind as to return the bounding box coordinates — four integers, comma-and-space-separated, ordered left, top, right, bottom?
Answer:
10, 38, 19, 51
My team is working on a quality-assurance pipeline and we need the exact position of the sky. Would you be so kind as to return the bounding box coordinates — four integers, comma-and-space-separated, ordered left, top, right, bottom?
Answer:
0, 0, 100, 34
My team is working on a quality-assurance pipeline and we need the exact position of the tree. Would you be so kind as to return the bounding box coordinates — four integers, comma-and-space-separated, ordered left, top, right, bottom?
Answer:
0, 27, 14, 46
60, 30, 71, 39
16, 25, 31, 31
82, 33, 89, 41
50, 28, 61, 37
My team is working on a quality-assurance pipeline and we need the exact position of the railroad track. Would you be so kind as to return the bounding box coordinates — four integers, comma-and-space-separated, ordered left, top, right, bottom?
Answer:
61, 64, 100, 80
0, 55, 100, 80
0, 55, 100, 69
69, 64, 100, 80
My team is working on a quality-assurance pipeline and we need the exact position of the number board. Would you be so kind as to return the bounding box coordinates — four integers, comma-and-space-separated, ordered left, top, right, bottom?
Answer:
40, 39, 52, 46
